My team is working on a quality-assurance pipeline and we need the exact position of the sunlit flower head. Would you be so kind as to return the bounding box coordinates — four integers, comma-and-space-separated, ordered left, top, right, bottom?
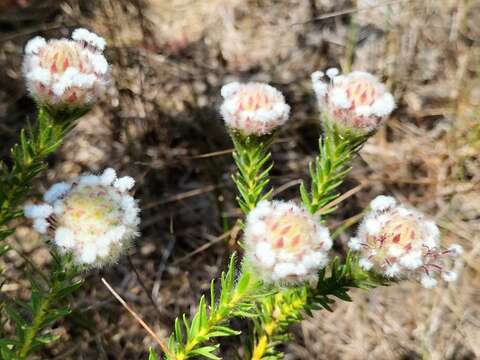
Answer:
22, 28, 109, 108
311, 69, 395, 133
24, 168, 139, 267
244, 200, 332, 284
220, 82, 290, 136
348, 195, 463, 288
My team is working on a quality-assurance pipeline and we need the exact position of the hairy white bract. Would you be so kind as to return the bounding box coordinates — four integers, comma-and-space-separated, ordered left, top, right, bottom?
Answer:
22, 28, 109, 107
24, 168, 140, 267
349, 195, 463, 288
244, 200, 332, 284
220, 82, 290, 136
311, 70, 395, 133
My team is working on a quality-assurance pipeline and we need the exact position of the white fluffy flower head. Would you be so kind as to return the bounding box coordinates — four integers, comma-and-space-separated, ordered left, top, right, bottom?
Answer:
22, 28, 109, 107
311, 70, 395, 133
349, 195, 463, 288
220, 82, 290, 136
24, 168, 139, 267
244, 200, 332, 284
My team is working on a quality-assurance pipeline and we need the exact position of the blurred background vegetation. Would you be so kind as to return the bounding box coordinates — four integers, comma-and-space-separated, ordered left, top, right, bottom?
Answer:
0, 0, 478, 358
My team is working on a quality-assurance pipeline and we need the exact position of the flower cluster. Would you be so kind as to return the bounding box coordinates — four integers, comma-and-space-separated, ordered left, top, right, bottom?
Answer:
311, 69, 395, 133
22, 28, 109, 108
349, 195, 463, 288
24, 168, 140, 267
244, 200, 332, 284
220, 82, 290, 136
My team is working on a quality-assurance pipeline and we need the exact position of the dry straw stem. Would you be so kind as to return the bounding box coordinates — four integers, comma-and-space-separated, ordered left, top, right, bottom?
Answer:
101, 277, 172, 358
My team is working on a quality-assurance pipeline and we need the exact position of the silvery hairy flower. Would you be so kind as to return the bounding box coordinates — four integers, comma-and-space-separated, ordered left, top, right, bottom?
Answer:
348, 195, 463, 288
311, 69, 395, 133
220, 82, 290, 136
244, 200, 332, 284
22, 28, 109, 108
24, 168, 140, 267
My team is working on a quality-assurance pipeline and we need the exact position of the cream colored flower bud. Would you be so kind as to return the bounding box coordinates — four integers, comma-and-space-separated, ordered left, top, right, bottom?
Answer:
24, 168, 139, 267
311, 70, 395, 133
23, 28, 109, 108
350, 195, 463, 288
244, 200, 331, 284
220, 82, 290, 136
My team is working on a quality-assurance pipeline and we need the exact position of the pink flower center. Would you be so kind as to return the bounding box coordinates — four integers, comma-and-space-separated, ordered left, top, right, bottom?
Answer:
39, 41, 88, 75
237, 88, 273, 111
61, 186, 122, 236
343, 79, 379, 107
265, 213, 311, 251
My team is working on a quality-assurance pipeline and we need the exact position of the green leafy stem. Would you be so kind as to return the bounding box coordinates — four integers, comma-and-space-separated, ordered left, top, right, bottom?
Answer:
300, 116, 368, 216
250, 253, 387, 360
163, 255, 262, 360
1, 252, 82, 360
0, 106, 81, 242
231, 132, 274, 215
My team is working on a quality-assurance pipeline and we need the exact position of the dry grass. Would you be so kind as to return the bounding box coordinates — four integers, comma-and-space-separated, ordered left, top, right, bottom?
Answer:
0, 0, 479, 359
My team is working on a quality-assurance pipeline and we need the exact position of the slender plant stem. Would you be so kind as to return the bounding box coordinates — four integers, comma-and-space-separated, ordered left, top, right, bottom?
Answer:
231, 132, 274, 215
17, 282, 57, 359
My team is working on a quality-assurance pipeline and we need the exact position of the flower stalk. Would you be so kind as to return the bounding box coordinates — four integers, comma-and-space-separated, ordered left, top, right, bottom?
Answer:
0, 106, 79, 244
164, 255, 262, 360
3, 252, 82, 359
231, 132, 274, 215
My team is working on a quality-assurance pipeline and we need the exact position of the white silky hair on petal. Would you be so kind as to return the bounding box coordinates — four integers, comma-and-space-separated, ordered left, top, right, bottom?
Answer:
423, 220, 440, 248
330, 87, 351, 109
365, 218, 381, 236
72, 28, 106, 51
105, 225, 127, 243
23, 203, 53, 219
70, 73, 96, 89
420, 275, 437, 289
80, 244, 98, 264
220, 82, 241, 98
385, 263, 400, 277
442, 271, 458, 282
399, 251, 423, 269
123, 208, 140, 226
53, 200, 65, 215
25, 36, 46, 54
251, 221, 267, 236
326, 67, 339, 79
354, 105, 372, 117
52, 67, 80, 96
370, 195, 396, 212
33, 218, 50, 234
54, 227, 76, 249
43, 182, 71, 203
312, 80, 328, 99
302, 252, 327, 268
348, 237, 362, 250
79, 174, 101, 186
311, 71, 327, 98
255, 242, 276, 267
273, 262, 297, 279
371, 92, 395, 117
448, 244, 464, 256
120, 195, 136, 211
311, 70, 324, 82
387, 244, 404, 257
90, 53, 109, 74
294, 263, 307, 275
28, 68, 51, 85
114, 176, 135, 192
101, 168, 117, 186
359, 258, 373, 271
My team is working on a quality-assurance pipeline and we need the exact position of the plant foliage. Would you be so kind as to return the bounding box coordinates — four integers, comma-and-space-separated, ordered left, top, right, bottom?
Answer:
165, 254, 262, 360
